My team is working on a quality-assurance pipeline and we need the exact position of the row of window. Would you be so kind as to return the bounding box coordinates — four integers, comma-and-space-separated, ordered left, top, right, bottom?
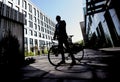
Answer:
27, 18, 55, 31
24, 37, 51, 47
24, 28, 53, 40
24, 11, 55, 32
7, 0, 55, 27
22, 0, 55, 27
27, 21, 54, 35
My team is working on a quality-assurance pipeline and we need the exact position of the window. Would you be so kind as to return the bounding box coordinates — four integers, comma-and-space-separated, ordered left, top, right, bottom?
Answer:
38, 25, 40, 31
29, 21, 33, 28
46, 17, 48, 23
34, 31, 37, 37
39, 33, 41, 37
34, 24, 37, 30
29, 29, 33, 36
49, 31, 51, 35
35, 39, 38, 45
22, 10, 27, 25
39, 40, 45, 46
45, 28, 47, 33
28, 3, 32, 13
34, 17, 36, 22
41, 27, 44, 32
18, 0, 20, 5
47, 30, 49, 34
16, 0, 20, 5
42, 34, 45, 38
40, 12, 43, 20
29, 14, 32, 20
41, 21, 43, 26
24, 28, 27, 34
29, 38, 33, 44
46, 35, 47, 39
48, 19, 50, 24
43, 15, 45, 21
48, 36, 50, 40
34, 8, 36, 16
47, 25, 49, 29
37, 10, 39, 18
25, 19, 27, 25
24, 37, 28, 44
38, 19, 40, 24
44, 23, 46, 27
22, 0, 27, 9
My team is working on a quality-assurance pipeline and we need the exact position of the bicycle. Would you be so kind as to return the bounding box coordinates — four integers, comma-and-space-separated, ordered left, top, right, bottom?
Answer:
48, 36, 84, 66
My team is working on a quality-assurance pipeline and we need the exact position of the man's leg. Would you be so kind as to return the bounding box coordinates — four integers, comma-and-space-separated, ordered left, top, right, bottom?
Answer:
58, 39, 65, 64
64, 39, 76, 64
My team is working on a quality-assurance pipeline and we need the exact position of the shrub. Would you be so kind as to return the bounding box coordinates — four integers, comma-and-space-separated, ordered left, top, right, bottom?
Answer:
24, 57, 35, 65
44, 49, 48, 54
0, 30, 22, 68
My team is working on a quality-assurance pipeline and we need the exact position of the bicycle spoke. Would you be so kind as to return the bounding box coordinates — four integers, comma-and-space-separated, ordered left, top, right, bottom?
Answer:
74, 49, 84, 62
48, 48, 62, 66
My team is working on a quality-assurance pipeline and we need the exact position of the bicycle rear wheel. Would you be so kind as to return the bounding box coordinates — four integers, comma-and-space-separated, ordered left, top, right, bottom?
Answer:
74, 49, 84, 62
48, 47, 62, 66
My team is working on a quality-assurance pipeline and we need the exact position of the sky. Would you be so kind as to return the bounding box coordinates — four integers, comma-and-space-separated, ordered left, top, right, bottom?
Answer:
30, 0, 85, 42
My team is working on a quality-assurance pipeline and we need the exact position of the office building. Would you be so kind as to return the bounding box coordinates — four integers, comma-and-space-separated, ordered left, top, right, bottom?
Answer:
84, 0, 120, 48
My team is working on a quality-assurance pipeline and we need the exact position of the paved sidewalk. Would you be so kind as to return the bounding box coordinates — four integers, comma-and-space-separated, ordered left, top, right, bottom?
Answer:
1, 49, 119, 82
18, 49, 120, 82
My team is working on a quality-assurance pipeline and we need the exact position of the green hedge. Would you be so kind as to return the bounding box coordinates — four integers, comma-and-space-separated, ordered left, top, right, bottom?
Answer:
44, 48, 48, 54
25, 48, 49, 57
25, 51, 35, 57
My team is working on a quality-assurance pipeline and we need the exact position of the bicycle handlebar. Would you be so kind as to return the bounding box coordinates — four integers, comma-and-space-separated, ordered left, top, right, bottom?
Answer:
68, 35, 74, 37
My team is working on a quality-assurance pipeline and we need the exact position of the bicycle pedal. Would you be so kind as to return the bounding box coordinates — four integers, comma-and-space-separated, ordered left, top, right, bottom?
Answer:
55, 54, 58, 56
65, 57, 70, 60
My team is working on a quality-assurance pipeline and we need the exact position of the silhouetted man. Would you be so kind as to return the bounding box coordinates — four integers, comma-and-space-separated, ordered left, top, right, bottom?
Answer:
53, 15, 76, 65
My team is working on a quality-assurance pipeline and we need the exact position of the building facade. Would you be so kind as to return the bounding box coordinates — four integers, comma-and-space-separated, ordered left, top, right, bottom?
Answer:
84, 0, 120, 48
0, 0, 55, 54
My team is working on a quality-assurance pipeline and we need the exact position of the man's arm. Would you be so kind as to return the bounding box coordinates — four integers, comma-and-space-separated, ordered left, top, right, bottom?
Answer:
53, 25, 57, 40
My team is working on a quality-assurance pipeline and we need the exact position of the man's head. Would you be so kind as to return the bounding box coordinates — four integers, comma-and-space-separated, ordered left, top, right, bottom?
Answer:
56, 15, 61, 22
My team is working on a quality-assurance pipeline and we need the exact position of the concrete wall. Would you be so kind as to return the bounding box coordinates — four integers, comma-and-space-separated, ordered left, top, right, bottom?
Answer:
0, 2, 24, 67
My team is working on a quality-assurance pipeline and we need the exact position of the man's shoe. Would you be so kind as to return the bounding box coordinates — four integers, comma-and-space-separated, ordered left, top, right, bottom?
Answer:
70, 61, 76, 66
57, 61, 66, 65
55, 54, 58, 57
55, 61, 66, 69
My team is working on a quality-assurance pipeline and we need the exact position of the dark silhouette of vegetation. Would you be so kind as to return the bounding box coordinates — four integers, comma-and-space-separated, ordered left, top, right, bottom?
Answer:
0, 30, 22, 68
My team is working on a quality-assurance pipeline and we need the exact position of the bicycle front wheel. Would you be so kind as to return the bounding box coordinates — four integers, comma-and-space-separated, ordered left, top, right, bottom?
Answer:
48, 47, 62, 66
